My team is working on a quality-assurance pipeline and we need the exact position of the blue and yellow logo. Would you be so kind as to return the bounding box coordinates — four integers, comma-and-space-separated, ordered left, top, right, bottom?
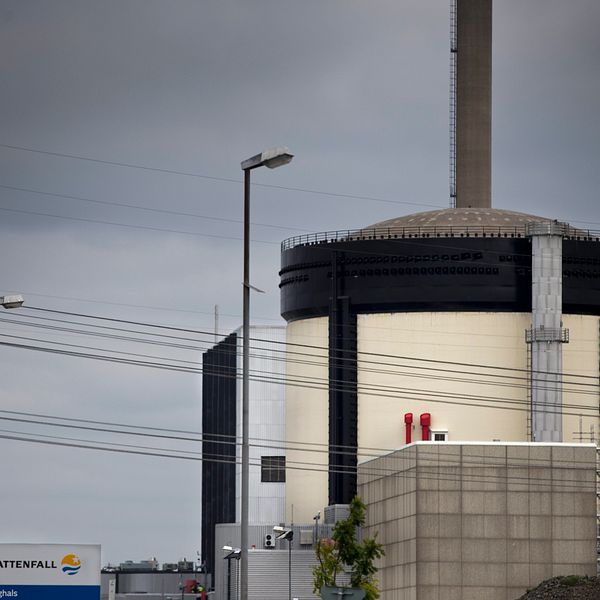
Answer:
61, 554, 81, 576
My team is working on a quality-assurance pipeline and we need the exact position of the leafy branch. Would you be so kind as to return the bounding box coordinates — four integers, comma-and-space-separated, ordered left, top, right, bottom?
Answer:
312, 496, 384, 600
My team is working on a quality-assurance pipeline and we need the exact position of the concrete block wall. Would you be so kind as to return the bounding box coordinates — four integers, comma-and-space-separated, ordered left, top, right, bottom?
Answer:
358, 442, 597, 600
360, 445, 418, 598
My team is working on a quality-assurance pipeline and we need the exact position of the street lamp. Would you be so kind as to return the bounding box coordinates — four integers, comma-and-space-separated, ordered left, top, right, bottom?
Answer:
239, 147, 293, 600
313, 511, 321, 547
274, 526, 294, 600
0, 294, 24, 309
222, 546, 241, 600
240, 147, 294, 171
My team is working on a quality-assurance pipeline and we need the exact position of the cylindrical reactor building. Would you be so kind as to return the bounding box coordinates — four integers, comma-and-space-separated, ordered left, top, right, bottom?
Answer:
279, 208, 600, 523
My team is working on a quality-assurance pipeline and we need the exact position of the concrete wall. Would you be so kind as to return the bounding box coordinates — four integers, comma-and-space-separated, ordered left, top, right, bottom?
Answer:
357, 312, 531, 451
357, 312, 599, 452
561, 315, 600, 443
285, 317, 329, 523
358, 442, 597, 600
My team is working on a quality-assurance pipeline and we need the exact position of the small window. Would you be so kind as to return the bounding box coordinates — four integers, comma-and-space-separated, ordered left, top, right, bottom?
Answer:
261, 456, 286, 482
431, 430, 448, 442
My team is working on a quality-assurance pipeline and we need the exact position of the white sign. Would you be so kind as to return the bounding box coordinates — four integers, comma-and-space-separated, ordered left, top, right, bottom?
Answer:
0, 544, 100, 599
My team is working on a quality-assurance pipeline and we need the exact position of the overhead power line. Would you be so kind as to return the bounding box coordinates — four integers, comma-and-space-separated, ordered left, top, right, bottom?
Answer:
0, 429, 595, 491
21, 306, 600, 382
11, 290, 600, 348
0, 317, 597, 400
0, 183, 310, 233
0, 206, 278, 245
6, 189, 591, 269
2, 308, 598, 398
0, 143, 440, 209
3, 311, 598, 423
2, 311, 596, 412
7, 291, 282, 323
0, 200, 548, 264
4, 143, 600, 227
0, 408, 595, 470
0, 409, 596, 466
1, 338, 597, 419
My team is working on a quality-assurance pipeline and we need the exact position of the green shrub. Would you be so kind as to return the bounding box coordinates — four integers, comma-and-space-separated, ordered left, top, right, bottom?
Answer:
312, 496, 385, 600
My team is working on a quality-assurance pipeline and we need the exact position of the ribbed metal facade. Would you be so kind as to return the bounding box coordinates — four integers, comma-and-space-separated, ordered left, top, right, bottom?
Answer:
201, 333, 238, 579
328, 271, 357, 505
247, 550, 322, 600
214, 524, 340, 600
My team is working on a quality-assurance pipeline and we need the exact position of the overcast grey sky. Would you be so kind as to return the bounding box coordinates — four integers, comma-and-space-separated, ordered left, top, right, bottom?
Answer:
0, 0, 599, 566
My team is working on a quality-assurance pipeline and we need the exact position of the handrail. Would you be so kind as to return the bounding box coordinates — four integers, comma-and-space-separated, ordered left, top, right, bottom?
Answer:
281, 225, 600, 251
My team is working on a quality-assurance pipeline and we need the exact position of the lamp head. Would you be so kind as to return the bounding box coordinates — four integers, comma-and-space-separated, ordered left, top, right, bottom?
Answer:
262, 147, 294, 169
273, 525, 293, 541
222, 545, 241, 559
241, 147, 294, 171
0, 294, 24, 309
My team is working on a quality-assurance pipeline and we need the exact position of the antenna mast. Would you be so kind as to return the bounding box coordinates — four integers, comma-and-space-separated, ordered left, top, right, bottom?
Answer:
449, 0, 457, 207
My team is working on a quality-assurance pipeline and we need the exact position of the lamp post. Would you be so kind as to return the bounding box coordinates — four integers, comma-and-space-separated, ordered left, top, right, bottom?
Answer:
239, 147, 293, 600
222, 546, 241, 600
274, 526, 294, 600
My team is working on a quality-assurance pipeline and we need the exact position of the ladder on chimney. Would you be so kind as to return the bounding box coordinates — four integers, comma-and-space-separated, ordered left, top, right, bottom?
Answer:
526, 342, 533, 441
449, 0, 457, 207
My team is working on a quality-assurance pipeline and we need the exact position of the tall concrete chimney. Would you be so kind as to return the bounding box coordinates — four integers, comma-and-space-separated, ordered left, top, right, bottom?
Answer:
455, 0, 492, 208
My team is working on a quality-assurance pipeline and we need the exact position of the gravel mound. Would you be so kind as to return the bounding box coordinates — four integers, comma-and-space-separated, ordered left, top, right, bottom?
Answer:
515, 576, 600, 600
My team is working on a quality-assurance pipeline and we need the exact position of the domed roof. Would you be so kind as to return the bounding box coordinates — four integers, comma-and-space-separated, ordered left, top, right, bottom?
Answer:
366, 208, 552, 232
281, 208, 594, 252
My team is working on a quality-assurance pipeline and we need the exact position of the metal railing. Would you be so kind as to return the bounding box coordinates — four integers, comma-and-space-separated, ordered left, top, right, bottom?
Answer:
526, 221, 572, 236
281, 225, 600, 251
525, 327, 570, 344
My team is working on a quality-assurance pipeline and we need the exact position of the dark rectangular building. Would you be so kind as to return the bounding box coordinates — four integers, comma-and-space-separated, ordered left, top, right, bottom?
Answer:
201, 333, 238, 578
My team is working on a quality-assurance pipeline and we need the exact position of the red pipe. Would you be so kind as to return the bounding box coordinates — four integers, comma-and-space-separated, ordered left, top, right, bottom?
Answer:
404, 413, 413, 444
420, 413, 431, 441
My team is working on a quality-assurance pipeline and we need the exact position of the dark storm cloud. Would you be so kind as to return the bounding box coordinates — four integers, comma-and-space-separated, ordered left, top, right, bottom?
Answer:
0, 0, 450, 210
493, 0, 600, 220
